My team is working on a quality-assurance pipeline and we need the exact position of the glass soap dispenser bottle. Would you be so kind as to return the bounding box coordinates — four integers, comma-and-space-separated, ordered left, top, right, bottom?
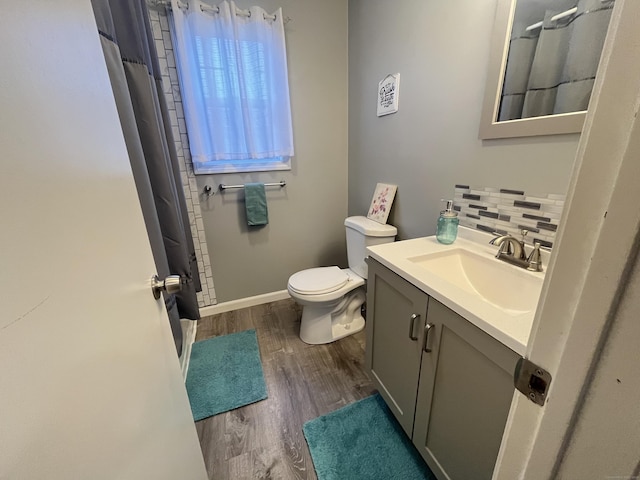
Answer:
436, 199, 459, 244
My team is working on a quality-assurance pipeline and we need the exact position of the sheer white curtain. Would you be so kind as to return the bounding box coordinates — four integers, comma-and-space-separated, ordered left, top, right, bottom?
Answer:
169, 0, 294, 173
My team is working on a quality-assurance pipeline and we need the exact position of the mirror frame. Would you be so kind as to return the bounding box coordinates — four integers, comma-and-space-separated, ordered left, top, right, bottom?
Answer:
479, 0, 586, 140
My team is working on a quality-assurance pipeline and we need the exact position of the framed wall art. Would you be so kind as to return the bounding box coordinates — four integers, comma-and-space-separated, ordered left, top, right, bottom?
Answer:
367, 183, 398, 224
377, 73, 400, 117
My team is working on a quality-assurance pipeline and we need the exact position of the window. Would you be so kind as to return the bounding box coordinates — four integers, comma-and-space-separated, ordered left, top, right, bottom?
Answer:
169, 1, 294, 174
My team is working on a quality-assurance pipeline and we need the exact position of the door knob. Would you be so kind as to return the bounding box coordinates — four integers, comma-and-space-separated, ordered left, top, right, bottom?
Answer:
151, 274, 182, 299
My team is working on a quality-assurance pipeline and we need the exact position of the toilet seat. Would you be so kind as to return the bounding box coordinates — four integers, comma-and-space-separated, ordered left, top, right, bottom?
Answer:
288, 266, 349, 295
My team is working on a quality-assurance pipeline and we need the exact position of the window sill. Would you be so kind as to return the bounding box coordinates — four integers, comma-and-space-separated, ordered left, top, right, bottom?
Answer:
193, 158, 291, 175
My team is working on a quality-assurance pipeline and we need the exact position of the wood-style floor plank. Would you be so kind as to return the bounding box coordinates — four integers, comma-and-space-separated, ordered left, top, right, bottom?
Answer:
193, 299, 375, 479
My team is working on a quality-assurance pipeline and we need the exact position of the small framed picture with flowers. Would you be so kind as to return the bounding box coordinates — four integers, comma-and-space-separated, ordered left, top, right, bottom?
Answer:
367, 183, 397, 224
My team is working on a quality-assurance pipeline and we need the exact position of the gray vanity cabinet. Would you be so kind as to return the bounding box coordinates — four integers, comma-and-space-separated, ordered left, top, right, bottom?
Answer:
365, 257, 429, 437
413, 299, 519, 480
366, 258, 520, 480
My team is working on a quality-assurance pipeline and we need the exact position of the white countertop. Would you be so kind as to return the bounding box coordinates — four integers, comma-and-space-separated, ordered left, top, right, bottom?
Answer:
366, 227, 547, 355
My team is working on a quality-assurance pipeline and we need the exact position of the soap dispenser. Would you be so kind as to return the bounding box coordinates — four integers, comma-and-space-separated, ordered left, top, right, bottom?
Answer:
436, 199, 459, 244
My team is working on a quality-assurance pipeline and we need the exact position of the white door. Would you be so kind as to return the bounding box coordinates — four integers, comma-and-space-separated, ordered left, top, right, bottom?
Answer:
494, 0, 640, 478
0, 1, 207, 479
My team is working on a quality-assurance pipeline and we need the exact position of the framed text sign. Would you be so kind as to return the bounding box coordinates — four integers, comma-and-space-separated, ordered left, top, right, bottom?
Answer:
377, 73, 400, 117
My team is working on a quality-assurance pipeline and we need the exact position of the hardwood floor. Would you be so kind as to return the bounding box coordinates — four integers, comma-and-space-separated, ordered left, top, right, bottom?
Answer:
194, 299, 376, 479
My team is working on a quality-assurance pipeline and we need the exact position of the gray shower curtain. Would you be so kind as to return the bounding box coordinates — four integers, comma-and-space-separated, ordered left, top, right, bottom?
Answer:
553, 0, 614, 114
500, 0, 614, 120
92, 0, 201, 356
498, 24, 540, 121
521, 8, 574, 118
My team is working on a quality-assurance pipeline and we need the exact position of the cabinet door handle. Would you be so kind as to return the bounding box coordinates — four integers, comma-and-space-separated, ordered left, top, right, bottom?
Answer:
409, 313, 420, 341
423, 323, 434, 352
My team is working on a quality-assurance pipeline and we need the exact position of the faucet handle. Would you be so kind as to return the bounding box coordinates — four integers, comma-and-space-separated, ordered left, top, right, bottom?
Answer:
520, 229, 529, 242
527, 242, 543, 272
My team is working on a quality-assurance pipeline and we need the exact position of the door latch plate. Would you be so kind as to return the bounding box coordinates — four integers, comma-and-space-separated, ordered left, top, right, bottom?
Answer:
514, 357, 552, 406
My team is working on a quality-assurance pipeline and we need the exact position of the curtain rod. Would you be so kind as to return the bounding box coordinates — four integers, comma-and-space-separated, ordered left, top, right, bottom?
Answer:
525, 0, 612, 31
147, 0, 292, 23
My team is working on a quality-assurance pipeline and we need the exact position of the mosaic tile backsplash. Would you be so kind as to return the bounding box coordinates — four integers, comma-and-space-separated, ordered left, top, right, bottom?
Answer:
453, 185, 566, 249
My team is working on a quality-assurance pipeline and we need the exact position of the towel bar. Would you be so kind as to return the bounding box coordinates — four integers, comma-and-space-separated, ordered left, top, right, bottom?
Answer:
219, 181, 286, 191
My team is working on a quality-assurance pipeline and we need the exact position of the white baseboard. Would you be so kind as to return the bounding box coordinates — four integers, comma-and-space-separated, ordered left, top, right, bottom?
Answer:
199, 290, 291, 317
179, 318, 198, 382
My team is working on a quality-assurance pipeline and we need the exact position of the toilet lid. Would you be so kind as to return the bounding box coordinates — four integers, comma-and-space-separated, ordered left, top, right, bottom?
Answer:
288, 267, 349, 295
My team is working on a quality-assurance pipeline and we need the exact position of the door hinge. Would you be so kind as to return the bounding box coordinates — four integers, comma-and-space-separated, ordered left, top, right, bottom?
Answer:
514, 357, 552, 406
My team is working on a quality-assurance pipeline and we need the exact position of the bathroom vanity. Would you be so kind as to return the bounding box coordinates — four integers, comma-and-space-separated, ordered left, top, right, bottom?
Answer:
365, 228, 546, 480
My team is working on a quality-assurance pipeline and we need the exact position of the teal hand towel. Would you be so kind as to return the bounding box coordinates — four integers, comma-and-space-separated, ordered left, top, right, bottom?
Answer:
245, 183, 268, 226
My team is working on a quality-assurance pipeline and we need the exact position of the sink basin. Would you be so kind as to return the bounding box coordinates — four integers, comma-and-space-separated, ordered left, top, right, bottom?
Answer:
408, 248, 543, 313
366, 229, 549, 353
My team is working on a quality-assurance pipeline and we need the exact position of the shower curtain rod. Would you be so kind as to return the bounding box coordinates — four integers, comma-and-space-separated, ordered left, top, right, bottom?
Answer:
525, 0, 612, 31
147, 0, 291, 23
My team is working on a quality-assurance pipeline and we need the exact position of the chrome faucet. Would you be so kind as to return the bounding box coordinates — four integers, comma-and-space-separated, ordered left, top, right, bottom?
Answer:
489, 229, 543, 272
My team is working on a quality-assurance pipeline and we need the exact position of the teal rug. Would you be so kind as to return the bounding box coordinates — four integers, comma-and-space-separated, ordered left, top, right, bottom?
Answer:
186, 329, 267, 421
303, 394, 436, 480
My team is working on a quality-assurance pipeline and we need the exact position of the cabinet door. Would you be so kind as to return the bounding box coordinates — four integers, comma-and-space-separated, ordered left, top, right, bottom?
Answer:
413, 299, 520, 480
365, 259, 429, 437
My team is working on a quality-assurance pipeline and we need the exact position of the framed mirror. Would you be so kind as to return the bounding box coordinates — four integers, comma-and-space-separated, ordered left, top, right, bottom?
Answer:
479, 0, 615, 139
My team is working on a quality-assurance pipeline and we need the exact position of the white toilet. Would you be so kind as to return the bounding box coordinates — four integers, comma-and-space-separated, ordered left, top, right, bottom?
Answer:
287, 216, 397, 344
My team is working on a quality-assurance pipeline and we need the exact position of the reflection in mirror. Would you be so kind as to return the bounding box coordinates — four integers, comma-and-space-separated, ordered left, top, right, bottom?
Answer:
498, 0, 615, 122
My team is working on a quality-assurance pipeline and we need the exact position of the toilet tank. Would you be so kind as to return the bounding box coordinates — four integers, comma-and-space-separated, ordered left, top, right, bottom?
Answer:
345, 216, 397, 278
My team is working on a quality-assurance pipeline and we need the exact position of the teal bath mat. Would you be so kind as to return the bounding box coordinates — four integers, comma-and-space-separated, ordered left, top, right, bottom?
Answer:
303, 394, 435, 480
186, 329, 267, 421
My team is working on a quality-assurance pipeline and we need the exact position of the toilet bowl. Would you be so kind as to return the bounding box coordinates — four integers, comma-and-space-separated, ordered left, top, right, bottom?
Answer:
288, 267, 366, 344
288, 216, 397, 345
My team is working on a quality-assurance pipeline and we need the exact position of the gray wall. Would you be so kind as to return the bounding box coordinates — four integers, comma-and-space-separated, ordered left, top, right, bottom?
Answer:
197, 0, 349, 302
348, 0, 580, 240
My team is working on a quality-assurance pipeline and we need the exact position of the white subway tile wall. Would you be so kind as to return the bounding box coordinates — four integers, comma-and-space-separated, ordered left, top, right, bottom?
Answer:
150, 8, 217, 307
453, 185, 566, 249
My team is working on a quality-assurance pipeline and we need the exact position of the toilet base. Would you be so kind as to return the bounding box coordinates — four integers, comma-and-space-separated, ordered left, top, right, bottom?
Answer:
298, 287, 366, 345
